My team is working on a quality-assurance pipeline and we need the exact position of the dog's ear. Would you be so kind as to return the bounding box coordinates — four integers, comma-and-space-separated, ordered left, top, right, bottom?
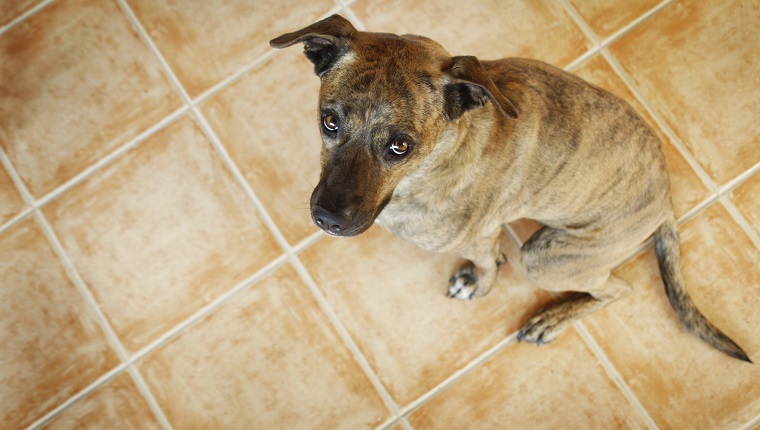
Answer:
270, 15, 356, 76
443, 56, 518, 120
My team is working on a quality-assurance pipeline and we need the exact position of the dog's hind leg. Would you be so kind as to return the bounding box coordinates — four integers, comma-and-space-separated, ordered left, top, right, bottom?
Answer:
512, 226, 633, 344
447, 229, 507, 300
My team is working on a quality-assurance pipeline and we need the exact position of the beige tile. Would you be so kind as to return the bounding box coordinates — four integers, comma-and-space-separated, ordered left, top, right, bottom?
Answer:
0, 161, 25, 225
44, 116, 282, 354
573, 54, 709, 218
0, 0, 39, 27
568, 0, 663, 39
584, 203, 760, 429
408, 328, 649, 429
0, 218, 120, 428
0, 0, 182, 198
126, 0, 334, 98
202, 51, 322, 245
140, 263, 389, 429
41, 373, 162, 430
353, 0, 593, 67
300, 226, 553, 406
609, 0, 760, 184
730, 172, 760, 238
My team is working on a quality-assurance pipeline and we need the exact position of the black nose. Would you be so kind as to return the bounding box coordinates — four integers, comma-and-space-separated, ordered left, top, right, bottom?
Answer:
312, 205, 349, 235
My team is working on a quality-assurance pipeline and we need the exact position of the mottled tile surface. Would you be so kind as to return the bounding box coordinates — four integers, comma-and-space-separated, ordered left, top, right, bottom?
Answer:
354, 0, 592, 67
0, 219, 119, 428
584, 204, 760, 429
201, 51, 322, 246
41, 373, 162, 430
0, 0, 182, 197
44, 116, 282, 353
140, 264, 389, 429
609, 0, 760, 184
300, 227, 553, 406
126, 0, 334, 97
409, 328, 650, 429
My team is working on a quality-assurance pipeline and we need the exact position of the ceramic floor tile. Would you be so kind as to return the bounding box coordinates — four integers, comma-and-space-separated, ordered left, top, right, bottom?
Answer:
0, 161, 25, 225
0, 0, 40, 27
139, 263, 389, 429
584, 203, 760, 429
41, 373, 162, 430
0, 0, 182, 198
567, 0, 664, 39
729, 172, 760, 238
44, 116, 282, 354
408, 328, 649, 429
572, 54, 709, 218
126, 0, 334, 98
300, 226, 553, 406
201, 51, 322, 246
352, 0, 592, 67
0, 218, 120, 428
609, 0, 760, 184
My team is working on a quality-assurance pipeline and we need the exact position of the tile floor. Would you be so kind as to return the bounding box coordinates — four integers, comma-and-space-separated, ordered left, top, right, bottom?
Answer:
1, 0, 759, 429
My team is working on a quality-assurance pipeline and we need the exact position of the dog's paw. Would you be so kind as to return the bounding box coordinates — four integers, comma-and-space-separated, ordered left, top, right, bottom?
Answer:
447, 265, 479, 300
516, 311, 569, 346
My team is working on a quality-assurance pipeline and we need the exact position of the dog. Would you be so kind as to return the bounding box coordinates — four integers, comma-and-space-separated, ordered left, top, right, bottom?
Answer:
270, 15, 750, 362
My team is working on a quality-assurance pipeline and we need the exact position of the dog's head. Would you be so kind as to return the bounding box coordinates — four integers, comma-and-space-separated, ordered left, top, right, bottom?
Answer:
270, 15, 517, 236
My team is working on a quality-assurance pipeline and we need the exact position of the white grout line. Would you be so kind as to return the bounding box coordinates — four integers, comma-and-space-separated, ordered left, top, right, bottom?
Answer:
563, 46, 601, 72
600, 0, 674, 47
0, 207, 32, 235
291, 256, 405, 420
125, 366, 173, 429
397, 334, 519, 419
128, 253, 290, 364
739, 412, 760, 430
341, 4, 367, 32
24, 363, 128, 430
0, 0, 55, 35
575, 322, 660, 430
720, 197, 760, 251
35, 105, 189, 209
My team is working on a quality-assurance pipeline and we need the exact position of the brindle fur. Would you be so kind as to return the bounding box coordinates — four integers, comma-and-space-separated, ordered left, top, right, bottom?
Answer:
270, 15, 751, 362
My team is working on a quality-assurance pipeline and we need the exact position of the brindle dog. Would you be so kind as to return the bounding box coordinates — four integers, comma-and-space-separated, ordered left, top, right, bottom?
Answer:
270, 15, 750, 361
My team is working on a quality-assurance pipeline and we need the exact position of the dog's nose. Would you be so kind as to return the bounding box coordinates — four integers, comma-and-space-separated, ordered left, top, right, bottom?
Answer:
312, 205, 349, 235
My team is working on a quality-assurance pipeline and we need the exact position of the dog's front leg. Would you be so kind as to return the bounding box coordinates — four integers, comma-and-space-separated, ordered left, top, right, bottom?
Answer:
446, 230, 506, 300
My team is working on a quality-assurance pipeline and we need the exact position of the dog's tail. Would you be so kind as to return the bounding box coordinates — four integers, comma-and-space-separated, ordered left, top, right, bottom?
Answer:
654, 215, 751, 362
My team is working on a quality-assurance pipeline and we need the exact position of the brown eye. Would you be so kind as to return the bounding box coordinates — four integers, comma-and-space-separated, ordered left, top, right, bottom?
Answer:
390, 140, 409, 155
322, 115, 339, 132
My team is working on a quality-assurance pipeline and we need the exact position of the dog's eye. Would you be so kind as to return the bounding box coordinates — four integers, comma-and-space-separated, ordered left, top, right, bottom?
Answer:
389, 140, 409, 156
322, 115, 339, 132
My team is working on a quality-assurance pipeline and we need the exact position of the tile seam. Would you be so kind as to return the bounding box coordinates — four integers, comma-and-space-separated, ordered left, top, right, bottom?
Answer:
600, 0, 675, 47
125, 366, 174, 430
290, 256, 405, 421
191, 4, 343, 106
396, 335, 518, 419
0, 0, 55, 35
24, 363, 128, 430
739, 412, 760, 430
719, 197, 760, 252
575, 322, 660, 430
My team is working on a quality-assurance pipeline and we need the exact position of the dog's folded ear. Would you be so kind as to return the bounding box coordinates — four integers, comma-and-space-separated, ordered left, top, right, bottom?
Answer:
270, 15, 356, 77
443, 56, 519, 120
